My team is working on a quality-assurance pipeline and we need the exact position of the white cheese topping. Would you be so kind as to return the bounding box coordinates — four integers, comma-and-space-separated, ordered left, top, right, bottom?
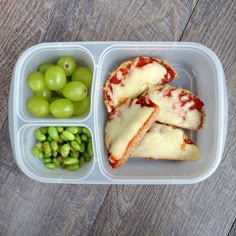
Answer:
131, 123, 199, 160
148, 85, 202, 130
105, 100, 154, 160
110, 62, 167, 107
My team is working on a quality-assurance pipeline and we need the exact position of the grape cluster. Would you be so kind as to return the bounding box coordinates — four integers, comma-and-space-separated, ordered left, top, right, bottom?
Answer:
26, 56, 92, 118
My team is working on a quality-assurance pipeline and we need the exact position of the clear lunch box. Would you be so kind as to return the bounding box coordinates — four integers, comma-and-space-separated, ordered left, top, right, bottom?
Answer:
9, 42, 228, 184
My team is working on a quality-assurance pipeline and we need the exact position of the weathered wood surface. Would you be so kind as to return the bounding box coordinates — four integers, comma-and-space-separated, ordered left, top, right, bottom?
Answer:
0, 0, 235, 235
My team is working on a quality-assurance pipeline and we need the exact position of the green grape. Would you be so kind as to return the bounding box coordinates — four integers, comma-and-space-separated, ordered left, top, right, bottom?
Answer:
50, 98, 74, 118
26, 96, 49, 117
34, 87, 52, 100
72, 67, 93, 88
62, 81, 87, 102
27, 71, 45, 92
38, 63, 54, 73
57, 56, 76, 76
73, 96, 90, 116
45, 66, 66, 90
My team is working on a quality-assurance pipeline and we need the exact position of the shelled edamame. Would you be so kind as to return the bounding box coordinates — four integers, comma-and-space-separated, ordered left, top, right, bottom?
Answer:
32, 126, 93, 171
26, 56, 92, 118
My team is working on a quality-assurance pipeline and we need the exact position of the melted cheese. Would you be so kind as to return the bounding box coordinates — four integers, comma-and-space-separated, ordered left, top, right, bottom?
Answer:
111, 62, 167, 107
131, 123, 199, 160
105, 100, 155, 160
148, 85, 202, 129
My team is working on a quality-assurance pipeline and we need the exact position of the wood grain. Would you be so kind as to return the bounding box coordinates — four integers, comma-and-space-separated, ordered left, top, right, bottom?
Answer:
0, 0, 236, 235
0, 0, 57, 130
89, 0, 236, 235
43, 0, 198, 42
0, 164, 109, 236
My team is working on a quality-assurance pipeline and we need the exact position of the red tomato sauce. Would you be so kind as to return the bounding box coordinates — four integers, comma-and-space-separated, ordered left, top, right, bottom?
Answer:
189, 98, 204, 111
164, 87, 177, 97
179, 92, 204, 111
184, 138, 194, 144
136, 96, 156, 108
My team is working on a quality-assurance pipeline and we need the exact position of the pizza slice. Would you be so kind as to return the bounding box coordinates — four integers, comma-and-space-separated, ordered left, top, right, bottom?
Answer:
105, 96, 159, 168
103, 56, 176, 112
131, 123, 200, 161
146, 84, 205, 130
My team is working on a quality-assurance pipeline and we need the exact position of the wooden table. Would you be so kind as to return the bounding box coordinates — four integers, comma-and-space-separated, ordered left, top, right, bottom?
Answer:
0, 0, 235, 235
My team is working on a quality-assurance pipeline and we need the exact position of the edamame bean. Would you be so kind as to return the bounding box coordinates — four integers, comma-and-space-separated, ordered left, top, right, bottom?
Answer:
44, 152, 52, 158
62, 131, 75, 141
70, 151, 79, 158
40, 127, 48, 134
44, 158, 52, 164
57, 156, 62, 163
63, 158, 79, 165
80, 142, 85, 153
66, 164, 79, 171
32, 147, 43, 159
57, 127, 64, 133
53, 150, 58, 158
34, 129, 46, 141
61, 143, 70, 157
42, 141, 51, 154
50, 141, 58, 151
53, 158, 60, 167
36, 142, 43, 149
60, 134, 67, 141
82, 127, 91, 138
87, 141, 93, 157
66, 127, 78, 134
81, 134, 87, 142
75, 134, 81, 144
45, 163, 57, 170
71, 141, 80, 151
48, 127, 59, 141
57, 137, 63, 144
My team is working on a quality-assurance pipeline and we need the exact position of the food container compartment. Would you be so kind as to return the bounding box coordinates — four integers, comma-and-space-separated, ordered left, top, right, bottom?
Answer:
15, 44, 95, 123
9, 42, 227, 184
95, 43, 227, 183
16, 124, 95, 183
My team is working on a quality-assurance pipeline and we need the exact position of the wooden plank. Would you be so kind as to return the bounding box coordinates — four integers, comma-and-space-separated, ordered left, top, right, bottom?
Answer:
89, 0, 236, 235
43, 0, 198, 41
0, 119, 20, 171
0, 0, 57, 130
0, 164, 109, 236
180, 0, 236, 72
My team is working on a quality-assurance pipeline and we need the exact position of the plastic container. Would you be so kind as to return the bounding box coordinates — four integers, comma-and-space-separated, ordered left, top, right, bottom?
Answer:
9, 42, 228, 184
